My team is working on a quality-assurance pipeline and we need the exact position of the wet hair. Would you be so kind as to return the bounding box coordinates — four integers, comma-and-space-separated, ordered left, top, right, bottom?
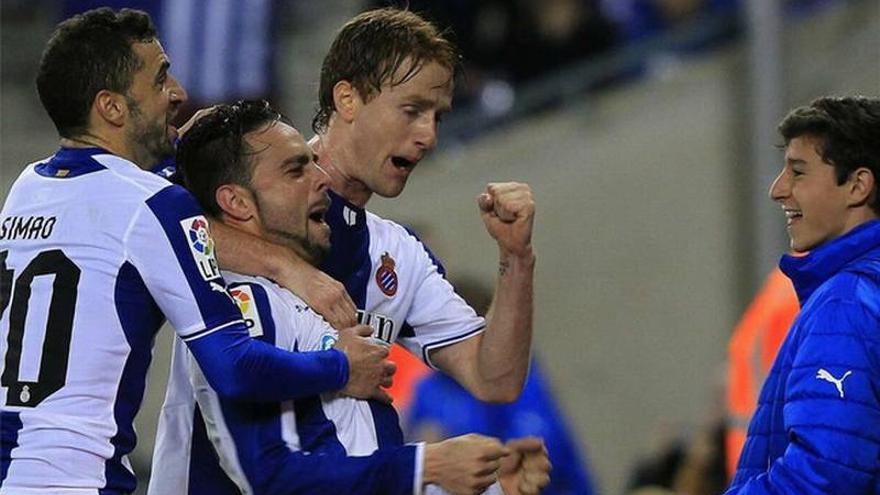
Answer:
779, 96, 880, 212
177, 100, 292, 216
312, 7, 460, 133
36, 8, 157, 138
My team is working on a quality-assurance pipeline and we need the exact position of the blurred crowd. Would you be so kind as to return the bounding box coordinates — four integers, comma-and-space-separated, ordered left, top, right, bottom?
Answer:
45, 0, 848, 127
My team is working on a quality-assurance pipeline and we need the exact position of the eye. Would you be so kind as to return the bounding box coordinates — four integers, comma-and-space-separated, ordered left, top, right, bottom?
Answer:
402, 106, 420, 118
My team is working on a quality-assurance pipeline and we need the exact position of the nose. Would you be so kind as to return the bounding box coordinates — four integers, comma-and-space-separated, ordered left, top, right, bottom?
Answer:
168, 74, 188, 106
413, 113, 438, 151
768, 169, 789, 202
310, 161, 331, 192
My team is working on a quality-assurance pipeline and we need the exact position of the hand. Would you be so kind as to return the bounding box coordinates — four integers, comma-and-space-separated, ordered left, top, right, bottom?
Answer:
477, 183, 535, 258
177, 106, 219, 137
335, 325, 396, 403
499, 437, 551, 495
277, 260, 357, 330
424, 434, 511, 495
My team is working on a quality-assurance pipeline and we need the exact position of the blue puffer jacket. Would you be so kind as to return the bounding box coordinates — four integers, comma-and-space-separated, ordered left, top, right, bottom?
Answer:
726, 220, 880, 494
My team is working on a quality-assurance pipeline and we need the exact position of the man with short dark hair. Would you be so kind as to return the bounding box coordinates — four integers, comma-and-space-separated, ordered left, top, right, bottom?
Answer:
152, 7, 547, 495
0, 9, 388, 494
159, 99, 548, 495
725, 95, 880, 494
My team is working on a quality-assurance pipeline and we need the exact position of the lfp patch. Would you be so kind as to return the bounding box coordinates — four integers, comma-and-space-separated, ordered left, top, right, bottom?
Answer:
230, 285, 264, 337
375, 252, 398, 297
180, 216, 221, 280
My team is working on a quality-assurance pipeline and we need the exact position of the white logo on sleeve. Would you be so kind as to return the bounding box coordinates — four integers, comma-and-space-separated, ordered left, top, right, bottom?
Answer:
179, 216, 221, 280
816, 369, 852, 398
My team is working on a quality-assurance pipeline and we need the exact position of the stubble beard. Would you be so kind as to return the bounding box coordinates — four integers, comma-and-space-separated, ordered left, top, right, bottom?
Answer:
126, 96, 174, 168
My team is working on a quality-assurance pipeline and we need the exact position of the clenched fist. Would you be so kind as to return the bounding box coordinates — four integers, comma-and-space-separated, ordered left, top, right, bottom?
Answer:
477, 182, 535, 258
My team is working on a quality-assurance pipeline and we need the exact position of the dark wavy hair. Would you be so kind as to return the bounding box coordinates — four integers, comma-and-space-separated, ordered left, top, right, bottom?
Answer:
36, 8, 157, 138
177, 100, 292, 216
312, 7, 460, 133
778, 96, 880, 211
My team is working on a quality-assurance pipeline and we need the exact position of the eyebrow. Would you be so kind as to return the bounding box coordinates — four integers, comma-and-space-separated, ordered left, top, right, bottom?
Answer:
405, 97, 452, 114
281, 153, 313, 169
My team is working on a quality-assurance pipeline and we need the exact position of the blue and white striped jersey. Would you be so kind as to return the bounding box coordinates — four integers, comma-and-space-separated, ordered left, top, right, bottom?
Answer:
176, 273, 424, 494
150, 191, 487, 493
0, 148, 244, 494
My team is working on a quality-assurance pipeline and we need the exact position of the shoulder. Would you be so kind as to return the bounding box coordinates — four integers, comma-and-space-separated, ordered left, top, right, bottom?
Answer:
365, 211, 447, 274
224, 272, 332, 347
92, 153, 174, 197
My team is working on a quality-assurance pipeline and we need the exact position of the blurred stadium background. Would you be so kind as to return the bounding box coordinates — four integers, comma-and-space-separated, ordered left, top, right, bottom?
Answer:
1, 0, 877, 493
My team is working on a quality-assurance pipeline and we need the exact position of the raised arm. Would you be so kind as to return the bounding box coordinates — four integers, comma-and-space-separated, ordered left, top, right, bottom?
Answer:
430, 182, 536, 403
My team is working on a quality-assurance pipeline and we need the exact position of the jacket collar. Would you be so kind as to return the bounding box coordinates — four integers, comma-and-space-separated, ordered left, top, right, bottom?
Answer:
780, 219, 880, 304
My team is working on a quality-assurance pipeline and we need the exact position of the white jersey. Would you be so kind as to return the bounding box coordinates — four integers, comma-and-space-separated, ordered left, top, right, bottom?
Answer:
150, 191, 487, 494
0, 148, 242, 495
197, 273, 424, 493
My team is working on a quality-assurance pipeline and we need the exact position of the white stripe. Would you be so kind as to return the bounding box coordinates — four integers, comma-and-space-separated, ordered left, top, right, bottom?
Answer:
181, 319, 245, 343
163, 0, 195, 90
412, 442, 425, 495
238, 0, 270, 95
423, 326, 486, 369
200, 0, 234, 101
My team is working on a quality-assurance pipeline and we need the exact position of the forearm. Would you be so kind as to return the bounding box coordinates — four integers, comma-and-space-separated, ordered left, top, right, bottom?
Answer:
187, 328, 348, 401
477, 248, 535, 401
251, 444, 420, 495
210, 219, 307, 285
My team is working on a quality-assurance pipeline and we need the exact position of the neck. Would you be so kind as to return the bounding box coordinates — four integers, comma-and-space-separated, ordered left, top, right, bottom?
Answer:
311, 131, 372, 207
844, 207, 880, 236
60, 132, 143, 168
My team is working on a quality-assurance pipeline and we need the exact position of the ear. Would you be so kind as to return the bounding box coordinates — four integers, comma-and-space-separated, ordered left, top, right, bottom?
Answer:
93, 89, 126, 128
215, 184, 256, 222
847, 167, 876, 208
332, 80, 360, 123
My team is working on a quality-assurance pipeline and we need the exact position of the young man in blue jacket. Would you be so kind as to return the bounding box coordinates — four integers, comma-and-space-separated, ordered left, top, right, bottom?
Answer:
726, 95, 880, 494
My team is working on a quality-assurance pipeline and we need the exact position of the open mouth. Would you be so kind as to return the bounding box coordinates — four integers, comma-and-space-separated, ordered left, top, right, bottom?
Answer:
391, 156, 416, 169
308, 209, 327, 223
784, 209, 802, 225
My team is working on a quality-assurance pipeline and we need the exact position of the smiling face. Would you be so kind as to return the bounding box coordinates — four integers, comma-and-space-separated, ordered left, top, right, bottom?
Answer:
769, 135, 854, 252
245, 122, 331, 264
124, 39, 187, 168
338, 60, 452, 202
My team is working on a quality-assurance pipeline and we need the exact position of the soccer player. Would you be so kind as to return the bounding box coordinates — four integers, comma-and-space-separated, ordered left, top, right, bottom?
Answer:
164, 99, 549, 495
311, 3, 536, 440
0, 9, 390, 494
725, 96, 880, 494
152, 7, 543, 493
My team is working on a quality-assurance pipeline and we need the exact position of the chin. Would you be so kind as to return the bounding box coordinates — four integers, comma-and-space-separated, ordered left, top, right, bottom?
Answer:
376, 182, 407, 198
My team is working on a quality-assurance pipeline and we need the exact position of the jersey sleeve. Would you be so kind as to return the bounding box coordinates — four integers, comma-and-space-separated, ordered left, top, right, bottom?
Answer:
225, 397, 422, 495
724, 298, 880, 494
127, 185, 348, 401
187, 284, 422, 495
395, 237, 485, 368
126, 184, 242, 337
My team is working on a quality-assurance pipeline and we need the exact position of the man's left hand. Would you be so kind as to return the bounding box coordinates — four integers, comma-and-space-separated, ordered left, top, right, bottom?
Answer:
499, 437, 551, 495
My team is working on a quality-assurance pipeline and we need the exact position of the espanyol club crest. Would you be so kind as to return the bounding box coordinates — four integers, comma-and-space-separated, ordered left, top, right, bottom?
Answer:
179, 216, 221, 280
375, 252, 398, 297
